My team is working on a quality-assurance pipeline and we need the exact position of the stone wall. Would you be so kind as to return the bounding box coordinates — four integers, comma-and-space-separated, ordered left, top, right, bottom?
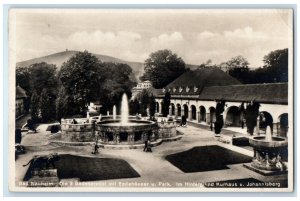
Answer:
61, 119, 95, 142
157, 121, 177, 139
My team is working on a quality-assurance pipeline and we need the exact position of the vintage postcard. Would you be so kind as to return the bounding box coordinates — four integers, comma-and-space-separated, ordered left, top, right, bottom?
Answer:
8, 8, 294, 192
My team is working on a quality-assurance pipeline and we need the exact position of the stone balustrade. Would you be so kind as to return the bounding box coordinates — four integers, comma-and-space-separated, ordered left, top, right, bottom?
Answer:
61, 118, 95, 142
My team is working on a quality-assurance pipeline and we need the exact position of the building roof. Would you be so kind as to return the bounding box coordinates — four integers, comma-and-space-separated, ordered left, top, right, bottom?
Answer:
153, 68, 288, 105
198, 83, 288, 104
16, 85, 27, 99
165, 67, 241, 92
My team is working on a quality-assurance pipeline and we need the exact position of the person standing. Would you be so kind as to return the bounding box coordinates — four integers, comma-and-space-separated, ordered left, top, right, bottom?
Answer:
146, 139, 152, 152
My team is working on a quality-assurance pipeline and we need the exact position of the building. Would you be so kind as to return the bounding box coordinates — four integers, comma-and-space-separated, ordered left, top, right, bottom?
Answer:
16, 85, 28, 119
131, 80, 152, 99
154, 68, 289, 137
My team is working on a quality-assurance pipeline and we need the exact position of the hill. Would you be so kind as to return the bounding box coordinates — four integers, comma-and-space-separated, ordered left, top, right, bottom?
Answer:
16, 50, 144, 82
16, 50, 198, 82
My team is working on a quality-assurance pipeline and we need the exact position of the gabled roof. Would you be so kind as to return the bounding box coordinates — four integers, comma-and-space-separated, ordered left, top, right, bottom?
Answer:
16, 85, 27, 99
166, 67, 241, 90
198, 83, 288, 104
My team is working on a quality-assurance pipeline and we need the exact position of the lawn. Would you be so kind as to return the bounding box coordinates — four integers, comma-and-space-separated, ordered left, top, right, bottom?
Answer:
24, 154, 140, 181
165, 145, 252, 173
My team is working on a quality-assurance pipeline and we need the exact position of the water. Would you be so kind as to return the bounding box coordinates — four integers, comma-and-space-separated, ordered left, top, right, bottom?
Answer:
265, 126, 272, 141
121, 93, 129, 124
113, 105, 117, 120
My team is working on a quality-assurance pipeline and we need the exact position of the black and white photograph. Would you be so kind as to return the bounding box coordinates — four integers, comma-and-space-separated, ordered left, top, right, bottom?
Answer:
8, 8, 294, 192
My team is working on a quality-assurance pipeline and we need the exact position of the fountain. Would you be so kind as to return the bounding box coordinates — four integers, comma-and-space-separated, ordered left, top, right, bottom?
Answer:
113, 105, 117, 120
95, 93, 158, 146
60, 93, 180, 147
121, 94, 128, 124
247, 126, 288, 173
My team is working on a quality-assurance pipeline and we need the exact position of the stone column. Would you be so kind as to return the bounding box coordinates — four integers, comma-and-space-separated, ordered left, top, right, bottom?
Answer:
169, 106, 172, 116
159, 102, 162, 114
181, 109, 185, 117
206, 113, 210, 124
175, 106, 178, 118
196, 111, 200, 122
188, 110, 192, 121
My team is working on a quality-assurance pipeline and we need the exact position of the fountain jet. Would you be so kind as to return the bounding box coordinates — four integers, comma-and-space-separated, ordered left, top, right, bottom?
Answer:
113, 105, 117, 120
121, 93, 129, 124
265, 126, 272, 141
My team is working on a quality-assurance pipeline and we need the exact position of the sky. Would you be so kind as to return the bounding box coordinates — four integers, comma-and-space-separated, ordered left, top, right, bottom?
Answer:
11, 9, 293, 67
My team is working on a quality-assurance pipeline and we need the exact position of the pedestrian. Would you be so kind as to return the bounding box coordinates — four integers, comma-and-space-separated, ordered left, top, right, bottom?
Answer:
146, 139, 152, 152
91, 142, 100, 154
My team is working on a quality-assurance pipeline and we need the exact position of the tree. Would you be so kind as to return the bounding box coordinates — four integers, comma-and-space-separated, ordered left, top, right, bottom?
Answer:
162, 92, 171, 117
133, 89, 150, 116
222, 56, 250, 83
30, 91, 40, 122
214, 100, 226, 134
39, 89, 56, 122
56, 87, 71, 120
263, 48, 288, 82
28, 62, 58, 96
16, 67, 31, 95
140, 49, 187, 88
245, 102, 260, 135
129, 99, 140, 115
29, 62, 58, 122
100, 62, 135, 113
59, 51, 105, 115
198, 59, 212, 69
149, 94, 156, 119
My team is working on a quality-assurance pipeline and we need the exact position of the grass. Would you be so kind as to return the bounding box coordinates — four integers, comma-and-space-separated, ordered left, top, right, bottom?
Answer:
165, 145, 252, 173
24, 154, 140, 182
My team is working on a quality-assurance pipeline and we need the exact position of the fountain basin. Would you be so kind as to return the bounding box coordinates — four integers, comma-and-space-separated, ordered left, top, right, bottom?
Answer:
249, 135, 288, 172
95, 119, 159, 145
249, 136, 288, 150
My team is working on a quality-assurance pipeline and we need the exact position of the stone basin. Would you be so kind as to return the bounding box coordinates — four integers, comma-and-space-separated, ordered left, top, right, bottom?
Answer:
249, 136, 288, 150
96, 119, 157, 133
248, 135, 288, 172
95, 119, 159, 145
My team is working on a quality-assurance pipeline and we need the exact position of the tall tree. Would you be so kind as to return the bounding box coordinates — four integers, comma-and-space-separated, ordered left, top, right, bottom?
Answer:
59, 51, 105, 115
149, 94, 156, 119
30, 91, 40, 122
39, 89, 56, 122
134, 89, 150, 116
222, 56, 251, 83
26, 62, 58, 122
140, 49, 187, 88
100, 62, 135, 113
129, 99, 140, 116
28, 62, 58, 96
16, 67, 31, 95
162, 92, 171, 117
262, 48, 288, 82
245, 102, 260, 135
